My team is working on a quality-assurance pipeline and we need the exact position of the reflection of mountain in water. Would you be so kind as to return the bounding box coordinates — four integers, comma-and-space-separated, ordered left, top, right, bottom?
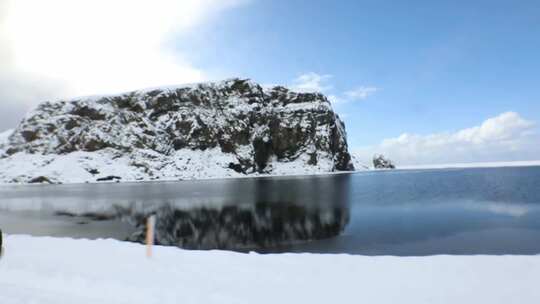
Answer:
0, 173, 352, 250
123, 174, 352, 250
126, 202, 349, 250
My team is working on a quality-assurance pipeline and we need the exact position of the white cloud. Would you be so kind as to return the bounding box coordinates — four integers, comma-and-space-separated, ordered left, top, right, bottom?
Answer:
344, 86, 379, 100
327, 95, 343, 104
0, 0, 246, 129
289, 72, 378, 105
354, 112, 539, 166
291, 72, 333, 93
483, 203, 529, 217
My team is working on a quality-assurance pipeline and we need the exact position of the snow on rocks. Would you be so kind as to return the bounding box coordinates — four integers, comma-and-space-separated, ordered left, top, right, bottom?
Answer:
0, 79, 354, 184
0, 129, 13, 157
1, 234, 539, 304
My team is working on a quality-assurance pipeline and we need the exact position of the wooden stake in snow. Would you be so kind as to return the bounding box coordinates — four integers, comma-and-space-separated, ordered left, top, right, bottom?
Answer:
0, 229, 4, 258
146, 215, 156, 258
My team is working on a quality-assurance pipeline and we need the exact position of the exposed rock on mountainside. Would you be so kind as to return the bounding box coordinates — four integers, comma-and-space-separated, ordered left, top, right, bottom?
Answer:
0, 79, 354, 184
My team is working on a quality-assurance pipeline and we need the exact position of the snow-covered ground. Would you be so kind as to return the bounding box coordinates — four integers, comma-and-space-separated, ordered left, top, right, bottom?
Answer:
1, 235, 538, 304
0, 148, 344, 184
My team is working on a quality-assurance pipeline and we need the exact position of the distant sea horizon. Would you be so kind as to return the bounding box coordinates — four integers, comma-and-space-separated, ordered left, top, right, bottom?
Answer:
395, 160, 540, 170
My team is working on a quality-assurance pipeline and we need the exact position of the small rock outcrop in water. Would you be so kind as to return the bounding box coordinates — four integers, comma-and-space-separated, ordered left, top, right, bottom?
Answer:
0, 79, 354, 183
373, 154, 395, 169
28, 176, 56, 184
125, 203, 350, 250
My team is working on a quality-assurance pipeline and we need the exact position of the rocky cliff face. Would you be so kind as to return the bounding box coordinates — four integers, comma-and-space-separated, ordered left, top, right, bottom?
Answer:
0, 79, 354, 183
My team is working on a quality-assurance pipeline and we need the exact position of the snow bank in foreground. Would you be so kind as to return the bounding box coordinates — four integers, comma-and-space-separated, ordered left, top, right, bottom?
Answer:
1, 235, 539, 304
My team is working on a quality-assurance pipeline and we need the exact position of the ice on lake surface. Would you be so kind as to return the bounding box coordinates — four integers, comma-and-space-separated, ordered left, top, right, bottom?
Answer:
1, 166, 540, 255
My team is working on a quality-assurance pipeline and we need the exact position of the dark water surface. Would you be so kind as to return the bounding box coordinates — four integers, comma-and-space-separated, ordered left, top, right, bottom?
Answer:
1, 166, 540, 255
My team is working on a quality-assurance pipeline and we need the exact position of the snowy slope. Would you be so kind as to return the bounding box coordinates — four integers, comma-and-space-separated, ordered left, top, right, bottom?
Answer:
0, 79, 354, 184
0, 129, 13, 156
0, 129, 12, 144
350, 153, 370, 170
1, 235, 539, 304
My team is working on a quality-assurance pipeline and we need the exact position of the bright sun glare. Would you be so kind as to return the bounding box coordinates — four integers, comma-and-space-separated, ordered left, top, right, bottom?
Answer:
3, 0, 214, 96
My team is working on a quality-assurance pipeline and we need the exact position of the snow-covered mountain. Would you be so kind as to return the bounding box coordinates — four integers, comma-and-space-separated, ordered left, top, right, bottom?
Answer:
0, 79, 354, 184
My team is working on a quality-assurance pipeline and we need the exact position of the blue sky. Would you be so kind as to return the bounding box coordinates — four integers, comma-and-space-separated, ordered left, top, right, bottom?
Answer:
1, 0, 539, 164
176, 0, 540, 148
